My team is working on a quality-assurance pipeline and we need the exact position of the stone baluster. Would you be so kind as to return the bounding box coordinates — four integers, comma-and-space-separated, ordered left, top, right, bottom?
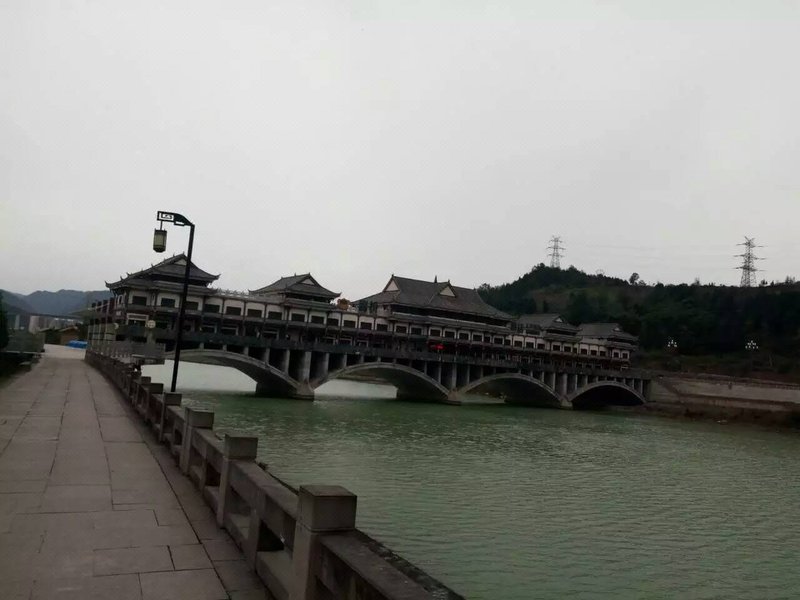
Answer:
217, 434, 258, 529
157, 392, 182, 443
179, 408, 214, 475
291, 485, 357, 600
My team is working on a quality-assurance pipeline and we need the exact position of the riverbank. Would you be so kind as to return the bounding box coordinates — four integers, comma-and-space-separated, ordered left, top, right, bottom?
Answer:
638, 373, 800, 429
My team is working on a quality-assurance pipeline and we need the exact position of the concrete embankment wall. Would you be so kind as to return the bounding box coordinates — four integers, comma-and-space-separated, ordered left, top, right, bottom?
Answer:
643, 375, 800, 427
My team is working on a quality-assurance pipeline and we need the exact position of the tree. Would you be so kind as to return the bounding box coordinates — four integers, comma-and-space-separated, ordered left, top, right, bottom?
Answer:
629, 272, 640, 285
0, 292, 8, 350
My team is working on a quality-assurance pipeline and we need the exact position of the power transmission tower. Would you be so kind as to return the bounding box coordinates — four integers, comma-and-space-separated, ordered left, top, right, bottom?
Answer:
736, 237, 762, 287
547, 236, 565, 269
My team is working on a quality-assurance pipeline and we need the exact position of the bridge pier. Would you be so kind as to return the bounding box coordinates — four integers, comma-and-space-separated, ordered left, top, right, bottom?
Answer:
456, 364, 469, 388
427, 361, 442, 384
557, 373, 567, 396
311, 352, 329, 381
568, 373, 578, 394
546, 371, 556, 390
443, 363, 457, 389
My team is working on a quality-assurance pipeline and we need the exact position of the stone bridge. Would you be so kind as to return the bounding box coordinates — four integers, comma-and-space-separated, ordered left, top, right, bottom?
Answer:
167, 346, 649, 409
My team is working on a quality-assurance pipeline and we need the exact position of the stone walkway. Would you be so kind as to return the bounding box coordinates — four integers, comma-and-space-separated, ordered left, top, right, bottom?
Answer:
0, 349, 268, 599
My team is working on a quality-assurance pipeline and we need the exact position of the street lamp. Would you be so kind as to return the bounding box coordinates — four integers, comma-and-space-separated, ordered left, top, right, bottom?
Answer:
666, 338, 678, 351
154, 211, 195, 393
745, 340, 759, 352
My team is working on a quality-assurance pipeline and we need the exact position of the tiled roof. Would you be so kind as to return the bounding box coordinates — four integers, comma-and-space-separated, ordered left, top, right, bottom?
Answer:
578, 323, 638, 342
250, 274, 338, 299
107, 254, 219, 288
517, 313, 576, 329
359, 276, 511, 320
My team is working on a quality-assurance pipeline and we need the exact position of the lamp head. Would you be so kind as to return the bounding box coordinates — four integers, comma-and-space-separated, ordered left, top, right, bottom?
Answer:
153, 227, 167, 253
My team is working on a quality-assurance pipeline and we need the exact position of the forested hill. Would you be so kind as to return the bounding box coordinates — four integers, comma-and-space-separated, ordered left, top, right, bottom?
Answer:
0, 289, 110, 316
477, 264, 800, 357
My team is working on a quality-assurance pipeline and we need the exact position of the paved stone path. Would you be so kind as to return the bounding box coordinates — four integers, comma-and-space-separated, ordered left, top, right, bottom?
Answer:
0, 349, 268, 599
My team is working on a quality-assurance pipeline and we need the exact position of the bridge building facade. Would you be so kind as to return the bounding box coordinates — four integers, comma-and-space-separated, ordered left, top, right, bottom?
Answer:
86, 255, 647, 406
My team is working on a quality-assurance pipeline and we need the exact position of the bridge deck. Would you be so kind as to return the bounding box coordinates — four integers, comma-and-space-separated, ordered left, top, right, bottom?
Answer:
0, 346, 267, 599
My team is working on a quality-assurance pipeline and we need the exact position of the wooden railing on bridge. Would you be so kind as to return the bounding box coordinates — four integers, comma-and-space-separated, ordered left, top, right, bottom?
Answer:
85, 349, 462, 600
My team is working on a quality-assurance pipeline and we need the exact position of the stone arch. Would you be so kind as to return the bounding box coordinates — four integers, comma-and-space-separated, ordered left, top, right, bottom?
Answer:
457, 373, 562, 408
568, 381, 644, 410
168, 349, 303, 398
315, 362, 450, 403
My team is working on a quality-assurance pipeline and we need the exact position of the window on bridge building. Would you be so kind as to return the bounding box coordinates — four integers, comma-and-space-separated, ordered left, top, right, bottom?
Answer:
395, 325, 408, 334
444, 331, 455, 339
185, 301, 199, 311
473, 334, 482, 342
410, 327, 423, 335
327, 318, 339, 326
160, 298, 176, 308
310, 316, 325, 324
343, 319, 357, 328
247, 309, 263, 318
131, 296, 147, 306
504, 339, 511, 346
204, 304, 220, 313
376, 323, 388, 331
600, 350, 607, 357
360, 322, 373, 330
514, 340, 523, 348
590, 349, 598, 356
226, 306, 242, 316
537, 343, 545, 350
267, 311, 282, 320
552, 344, 561, 352
580, 348, 588, 355
430, 329, 441, 337
221, 327, 237, 335
459, 333, 469, 340
291, 313, 306, 322
526, 342, 534, 348
494, 337, 503, 344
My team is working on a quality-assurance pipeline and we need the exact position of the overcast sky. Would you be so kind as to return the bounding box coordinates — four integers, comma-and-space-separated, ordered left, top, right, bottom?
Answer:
2, 1, 799, 298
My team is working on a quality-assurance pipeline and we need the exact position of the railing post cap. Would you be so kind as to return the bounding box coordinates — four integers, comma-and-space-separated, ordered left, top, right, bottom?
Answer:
297, 485, 357, 532
185, 407, 214, 428
164, 392, 182, 405
223, 434, 258, 460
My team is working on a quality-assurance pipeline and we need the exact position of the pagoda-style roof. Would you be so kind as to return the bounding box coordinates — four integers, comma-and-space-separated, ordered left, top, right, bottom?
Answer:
249, 274, 339, 300
106, 254, 219, 290
517, 313, 578, 334
359, 276, 511, 321
578, 323, 638, 343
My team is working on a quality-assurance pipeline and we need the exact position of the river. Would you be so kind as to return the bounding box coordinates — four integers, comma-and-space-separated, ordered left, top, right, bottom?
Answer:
144, 361, 800, 599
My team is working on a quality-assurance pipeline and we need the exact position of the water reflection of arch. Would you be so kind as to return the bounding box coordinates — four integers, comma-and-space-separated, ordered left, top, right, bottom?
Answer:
458, 373, 562, 408
314, 363, 450, 403
568, 381, 644, 410
171, 349, 301, 397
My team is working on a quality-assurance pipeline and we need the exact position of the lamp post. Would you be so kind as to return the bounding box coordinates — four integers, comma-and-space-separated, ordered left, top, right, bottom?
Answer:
153, 211, 195, 393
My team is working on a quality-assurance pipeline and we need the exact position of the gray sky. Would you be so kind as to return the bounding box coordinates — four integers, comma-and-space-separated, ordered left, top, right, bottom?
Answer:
2, 1, 799, 298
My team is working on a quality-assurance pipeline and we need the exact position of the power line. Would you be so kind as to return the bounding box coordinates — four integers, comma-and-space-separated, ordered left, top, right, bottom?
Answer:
736, 236, 763, 287
547, 236, 565, 269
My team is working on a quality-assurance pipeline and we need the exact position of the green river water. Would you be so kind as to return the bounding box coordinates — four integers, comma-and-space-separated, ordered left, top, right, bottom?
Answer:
144, 362, 800, 599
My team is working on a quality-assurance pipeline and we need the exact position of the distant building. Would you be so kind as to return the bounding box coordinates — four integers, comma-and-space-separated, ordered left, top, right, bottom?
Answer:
86, 255, 638, 368
576, 323, 638, 362
515, 314, 580, 352
27, 315, 78, 334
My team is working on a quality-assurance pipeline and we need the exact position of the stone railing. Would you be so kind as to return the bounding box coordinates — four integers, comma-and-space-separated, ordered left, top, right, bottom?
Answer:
89, 340, 165, 363
85, 350, 462, 600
